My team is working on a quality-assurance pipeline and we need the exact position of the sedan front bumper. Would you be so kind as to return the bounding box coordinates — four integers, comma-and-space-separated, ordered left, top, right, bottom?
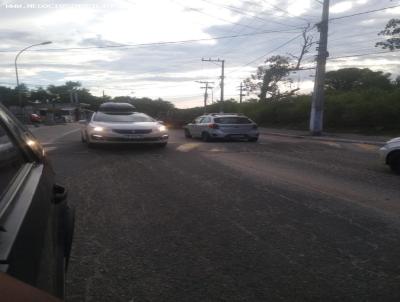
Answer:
89, 133, 169, 144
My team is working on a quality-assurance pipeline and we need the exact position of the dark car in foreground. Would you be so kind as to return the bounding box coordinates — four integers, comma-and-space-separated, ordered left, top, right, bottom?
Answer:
0, 103, 74, 299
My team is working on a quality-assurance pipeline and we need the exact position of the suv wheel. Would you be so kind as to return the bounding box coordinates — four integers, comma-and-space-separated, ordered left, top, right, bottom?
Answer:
156, 142, 167, 148
184, 128, 192, 138
201, 132, 211, 142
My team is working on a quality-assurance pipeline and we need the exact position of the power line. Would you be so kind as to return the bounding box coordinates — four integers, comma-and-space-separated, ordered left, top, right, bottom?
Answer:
260, 0, 312, 23
203, 2, 274, 58
329, 4, 400, 21
199, 0, 305, 28
0, 29, 303, 53
328, 49, 400, 60
226, 32, 304, 75
172, 0, 265, 31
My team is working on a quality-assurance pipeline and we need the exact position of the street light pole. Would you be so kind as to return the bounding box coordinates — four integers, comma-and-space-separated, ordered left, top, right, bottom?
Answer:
14, 41, 52, 109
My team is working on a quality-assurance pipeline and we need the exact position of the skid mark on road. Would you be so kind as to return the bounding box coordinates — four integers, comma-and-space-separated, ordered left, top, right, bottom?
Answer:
354, 143, 379, 152
320, 141, 342, 148
176, 142, 201, 152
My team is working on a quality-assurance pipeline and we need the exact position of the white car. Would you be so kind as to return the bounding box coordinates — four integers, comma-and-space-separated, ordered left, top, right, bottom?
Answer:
379, 137, 400, 173
80, 103, 168, 147
183, 113, 259, 142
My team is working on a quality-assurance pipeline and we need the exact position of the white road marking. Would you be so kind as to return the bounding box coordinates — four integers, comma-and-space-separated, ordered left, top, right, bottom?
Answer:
42, 128, 81, 145
44, 146, 58, 152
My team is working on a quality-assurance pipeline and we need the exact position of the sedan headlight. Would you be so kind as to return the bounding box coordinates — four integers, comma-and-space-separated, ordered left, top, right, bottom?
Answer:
158, 125, 167, 132
93, 126, 104, 132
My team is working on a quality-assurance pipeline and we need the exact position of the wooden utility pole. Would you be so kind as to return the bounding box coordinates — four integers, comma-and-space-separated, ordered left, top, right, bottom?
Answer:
196, 81, 214, 113
238, 82, 246, 104
309, 0, 330, 136
202, 58, 225, 112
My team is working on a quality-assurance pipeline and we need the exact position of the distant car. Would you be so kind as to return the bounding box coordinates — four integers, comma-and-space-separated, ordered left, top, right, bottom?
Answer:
183, 113, 259, 142
0, 103, 74, 299
379, 137, 400, 173
30, 113, 42, 126
80, 102, 168, 147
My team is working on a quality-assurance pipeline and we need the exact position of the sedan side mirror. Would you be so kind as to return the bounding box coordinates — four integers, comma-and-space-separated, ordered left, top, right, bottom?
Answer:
157, 120, 165, 124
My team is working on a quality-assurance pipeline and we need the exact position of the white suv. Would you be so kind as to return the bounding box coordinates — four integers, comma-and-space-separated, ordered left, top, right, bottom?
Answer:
379, 137, 400, 173
183, 113, 259, 142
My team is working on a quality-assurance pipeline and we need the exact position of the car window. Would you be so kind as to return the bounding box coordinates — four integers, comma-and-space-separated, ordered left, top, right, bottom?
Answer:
93, 112, 155, 123
214, 117, 252, 124
194, 117, 203, 124
200, 117, 211, 123
0, 123, 26, 200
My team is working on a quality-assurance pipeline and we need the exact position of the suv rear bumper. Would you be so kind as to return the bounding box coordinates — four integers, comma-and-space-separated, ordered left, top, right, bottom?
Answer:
210, 130, 259, 140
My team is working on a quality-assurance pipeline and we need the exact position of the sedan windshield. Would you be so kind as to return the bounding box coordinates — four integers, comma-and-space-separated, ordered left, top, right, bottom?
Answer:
93, 112, 155, 123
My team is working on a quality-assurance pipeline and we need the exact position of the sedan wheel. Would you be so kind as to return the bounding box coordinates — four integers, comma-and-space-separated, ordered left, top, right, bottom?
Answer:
81, 132, 86, 143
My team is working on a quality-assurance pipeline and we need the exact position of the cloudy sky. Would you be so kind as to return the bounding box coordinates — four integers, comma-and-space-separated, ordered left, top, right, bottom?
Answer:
0, 0, 399, 108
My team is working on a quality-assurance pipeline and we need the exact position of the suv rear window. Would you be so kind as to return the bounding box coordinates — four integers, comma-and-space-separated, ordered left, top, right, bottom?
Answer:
214, 117, 252, 124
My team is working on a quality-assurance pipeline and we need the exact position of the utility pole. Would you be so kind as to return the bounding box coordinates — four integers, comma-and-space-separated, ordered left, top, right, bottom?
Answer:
196, 81, 214, 113
202, 58, 225, 112
237, 82, 246, 104
309, 0, 330, 136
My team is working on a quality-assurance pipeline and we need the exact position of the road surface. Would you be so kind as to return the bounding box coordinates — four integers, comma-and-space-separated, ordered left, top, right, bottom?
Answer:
33, 125, 400, 302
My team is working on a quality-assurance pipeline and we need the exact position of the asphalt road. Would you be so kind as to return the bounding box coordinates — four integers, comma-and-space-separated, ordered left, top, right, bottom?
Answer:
33, 125, 400, 302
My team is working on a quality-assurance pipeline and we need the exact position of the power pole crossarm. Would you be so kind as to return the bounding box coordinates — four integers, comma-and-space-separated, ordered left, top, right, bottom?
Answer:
309, 0, 330, 136
202, 58, 225, 112
237, 82, 246, 104
196, 80, 214, 114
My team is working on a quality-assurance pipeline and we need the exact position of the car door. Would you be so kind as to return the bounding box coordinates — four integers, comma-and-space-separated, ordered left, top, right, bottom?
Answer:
198, 116, 211, 136
0, 104, 68, 299
189, 116, 203, 138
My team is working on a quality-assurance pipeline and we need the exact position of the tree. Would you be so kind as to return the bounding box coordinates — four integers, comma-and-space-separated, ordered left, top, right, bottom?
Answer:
0, 86, 17, 106
244, 55, 293, 102
394, 76, 400, 88
30, 87, 51, 102
325, 68, 393, 91
112, 96, 175, 118
376, 18, 400, 50
245, 26, 313, 102
288, 24, 315, 70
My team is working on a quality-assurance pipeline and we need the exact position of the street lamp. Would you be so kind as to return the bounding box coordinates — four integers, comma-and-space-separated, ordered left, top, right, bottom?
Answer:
14, 41, 52, 108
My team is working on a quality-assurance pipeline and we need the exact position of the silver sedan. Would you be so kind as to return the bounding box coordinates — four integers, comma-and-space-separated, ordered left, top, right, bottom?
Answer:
80, 111, 168, 147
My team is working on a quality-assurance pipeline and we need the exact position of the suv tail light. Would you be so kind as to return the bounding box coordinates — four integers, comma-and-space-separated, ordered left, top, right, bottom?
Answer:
252, 124, 258, 129
208, 123, 219, 129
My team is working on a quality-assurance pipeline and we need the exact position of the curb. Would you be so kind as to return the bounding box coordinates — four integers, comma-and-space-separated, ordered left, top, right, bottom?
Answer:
259, 131, 385, 146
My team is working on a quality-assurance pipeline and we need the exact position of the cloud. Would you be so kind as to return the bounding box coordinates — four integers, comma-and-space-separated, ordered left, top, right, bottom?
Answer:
0, 0, 398, 108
